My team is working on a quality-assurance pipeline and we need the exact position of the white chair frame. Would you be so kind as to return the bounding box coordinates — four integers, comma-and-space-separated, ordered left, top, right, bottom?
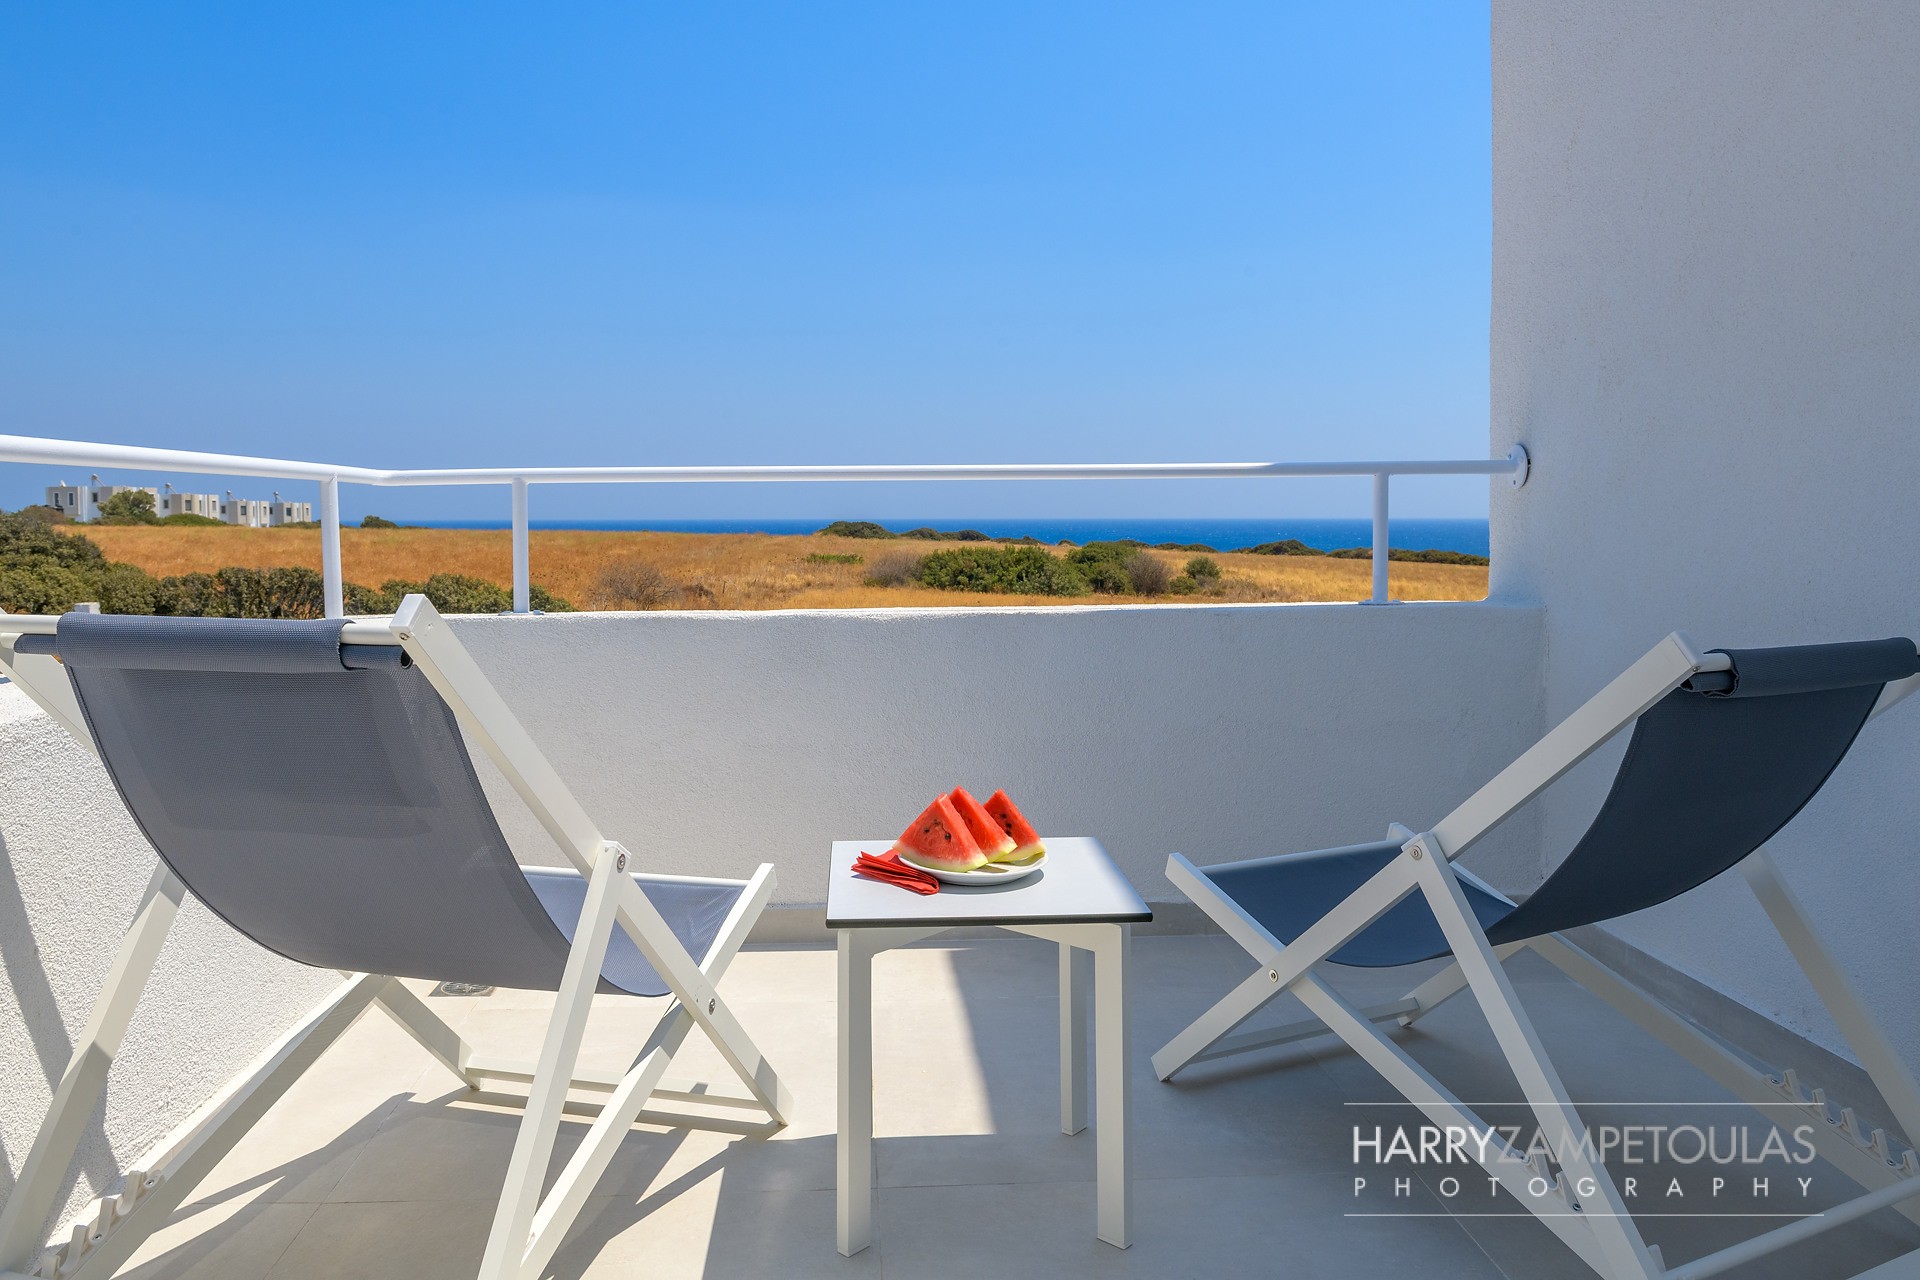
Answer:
1154, 631, 1920, 1280
0, 597, 792, 1280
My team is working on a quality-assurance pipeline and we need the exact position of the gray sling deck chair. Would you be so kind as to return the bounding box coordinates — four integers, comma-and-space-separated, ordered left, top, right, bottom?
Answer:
1155, 632, 1920, 1280
0, 598, 791, 1280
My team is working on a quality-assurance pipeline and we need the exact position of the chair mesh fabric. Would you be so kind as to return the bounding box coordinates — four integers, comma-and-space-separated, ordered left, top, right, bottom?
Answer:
1485, 638, 1918, 944
1204, 638, 1918, 968
46, 613, 738, 996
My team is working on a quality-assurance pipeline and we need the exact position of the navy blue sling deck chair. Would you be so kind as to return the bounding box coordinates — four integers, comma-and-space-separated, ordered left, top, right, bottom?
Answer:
1156, 632, 1920, 1280
0, 598, 790, 1280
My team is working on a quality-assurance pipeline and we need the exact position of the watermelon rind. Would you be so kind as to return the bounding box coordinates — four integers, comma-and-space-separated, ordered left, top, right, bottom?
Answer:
947, 787, 1019, 861
892, 794, 988, 872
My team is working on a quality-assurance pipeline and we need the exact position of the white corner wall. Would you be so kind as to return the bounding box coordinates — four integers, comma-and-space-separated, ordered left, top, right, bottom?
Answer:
448, 602, 1546, 906
0, 686, 344, 1245
1492, 2, 1920, 1060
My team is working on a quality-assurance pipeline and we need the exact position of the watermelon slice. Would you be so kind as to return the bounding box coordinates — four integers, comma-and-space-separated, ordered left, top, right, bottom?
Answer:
892, 795, 988, 872
947, 787, 1019, 861
983, 790, 1045, 861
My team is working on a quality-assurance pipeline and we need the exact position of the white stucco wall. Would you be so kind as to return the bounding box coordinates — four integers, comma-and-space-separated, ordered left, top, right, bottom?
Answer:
1492, 1, 1920, 1060
447, 602, 1546, 906
0, 684, 344, 1245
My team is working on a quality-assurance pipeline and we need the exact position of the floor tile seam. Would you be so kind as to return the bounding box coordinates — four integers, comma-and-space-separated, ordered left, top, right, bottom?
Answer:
252, 1198, 324, 1280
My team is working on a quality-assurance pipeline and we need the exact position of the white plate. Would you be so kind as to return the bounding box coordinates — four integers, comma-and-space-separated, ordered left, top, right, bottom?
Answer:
916, 850, 1048, 886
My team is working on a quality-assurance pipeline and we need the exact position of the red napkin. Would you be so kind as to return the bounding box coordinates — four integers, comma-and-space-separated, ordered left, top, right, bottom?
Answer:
852, 849, 941, 895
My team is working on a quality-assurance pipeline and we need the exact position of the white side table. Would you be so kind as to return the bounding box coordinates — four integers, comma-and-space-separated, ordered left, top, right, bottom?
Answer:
827, 836, 1151, 1256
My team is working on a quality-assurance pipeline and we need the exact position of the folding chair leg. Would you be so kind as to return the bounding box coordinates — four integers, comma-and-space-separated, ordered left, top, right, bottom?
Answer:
608, 866, 791, 1124
371, 980, 477, 1088
519, 861, 784, 1280
477, 846, 626, 1280
1395, 942, 1530, 1028
1410, 841, 1662, 1280
1152, 963, 1294, 1081
1742, 851, 1920, 1145
0, 864, 185, 1275
1153, 850, 1422, 1079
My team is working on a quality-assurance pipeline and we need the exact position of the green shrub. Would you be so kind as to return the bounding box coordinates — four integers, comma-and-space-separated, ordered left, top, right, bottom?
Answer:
529, 585, 574, 612
1169, 575, 1199, 595
806, 552, 863, 565
149, 567, 327, 618
0, 563, 96, 612
96, 562, 159, 614
1390, 547, 1489, 566
153, 572, 215, 615
1185, 556, 1221, 582
158, 512, 225, 526
96, 490, 159, 524
1323, 546, 1487, 565
360, 514, 401, 529
900, 526, 992, 542
1156, 542, 1215, 552
1242, 539, 1322, 556
9, 505, 67, 526
344, 581, 397, 614
376, 573, 513, 614
0, 511, 107, 572
913, 546, 1090, 596
816, 521, 896, 539
1064, 542, 1136, 593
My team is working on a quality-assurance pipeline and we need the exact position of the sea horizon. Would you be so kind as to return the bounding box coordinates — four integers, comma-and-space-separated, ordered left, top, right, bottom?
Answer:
405, 516, 1492, 556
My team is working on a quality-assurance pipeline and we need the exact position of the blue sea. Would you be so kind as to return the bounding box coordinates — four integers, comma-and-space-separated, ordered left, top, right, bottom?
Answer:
412, 516, 1490, 555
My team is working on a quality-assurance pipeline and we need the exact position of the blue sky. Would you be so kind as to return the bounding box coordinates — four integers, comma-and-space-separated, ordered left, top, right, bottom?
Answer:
0, 3, 1490, 523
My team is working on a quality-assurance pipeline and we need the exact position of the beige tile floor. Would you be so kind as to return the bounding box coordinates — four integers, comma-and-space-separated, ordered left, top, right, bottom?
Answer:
112, 936, 1920, 1279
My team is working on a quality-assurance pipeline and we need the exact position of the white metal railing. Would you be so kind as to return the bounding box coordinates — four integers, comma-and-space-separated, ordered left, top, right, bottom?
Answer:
0, 434, 1529, 614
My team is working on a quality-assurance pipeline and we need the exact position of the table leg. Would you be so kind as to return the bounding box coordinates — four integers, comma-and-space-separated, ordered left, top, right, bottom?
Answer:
1060, 942, 1091, 1135
1094, 923, 1132, 1248
837, 931, 875, 1257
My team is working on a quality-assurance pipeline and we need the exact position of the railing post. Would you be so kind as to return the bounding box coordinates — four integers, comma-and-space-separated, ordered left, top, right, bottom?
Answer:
319, 477, 344, 618
511, 477, 530, 614
1367, 471, 1391, 604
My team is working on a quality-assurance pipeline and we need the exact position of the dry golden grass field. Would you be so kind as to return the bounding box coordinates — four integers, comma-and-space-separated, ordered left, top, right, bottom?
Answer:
74, 525, 1487, 610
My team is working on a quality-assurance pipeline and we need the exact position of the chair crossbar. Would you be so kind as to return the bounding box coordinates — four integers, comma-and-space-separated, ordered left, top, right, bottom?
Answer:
1187, 997, 1419, 1067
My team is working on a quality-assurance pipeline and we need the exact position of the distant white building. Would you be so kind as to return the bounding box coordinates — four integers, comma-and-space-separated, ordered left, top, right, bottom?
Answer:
43, 480, 158, 522
44, 476, 312, 526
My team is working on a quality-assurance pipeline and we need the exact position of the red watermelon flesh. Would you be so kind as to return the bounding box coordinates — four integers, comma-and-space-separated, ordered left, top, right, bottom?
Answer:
893, 795, 988, 872
947, 787, 1019, 861
983, 791, 1045, 860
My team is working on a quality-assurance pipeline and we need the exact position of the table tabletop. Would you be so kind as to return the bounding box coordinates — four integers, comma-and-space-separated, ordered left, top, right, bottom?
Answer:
826, 836, 1153, 930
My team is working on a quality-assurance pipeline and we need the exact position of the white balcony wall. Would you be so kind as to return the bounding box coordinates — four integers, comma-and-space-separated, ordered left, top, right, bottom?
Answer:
0, 600, 1543, 1238
0, 687, 344, 1239
0, 597, 1542, 1242
1492, 2, 1920, 1060
449, 602, 1545, 906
